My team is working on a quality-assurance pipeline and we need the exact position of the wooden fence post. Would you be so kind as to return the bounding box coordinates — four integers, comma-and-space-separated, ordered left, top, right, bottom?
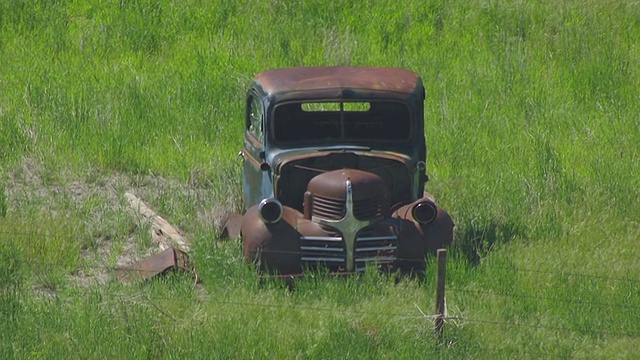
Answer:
435, 248, 447, 338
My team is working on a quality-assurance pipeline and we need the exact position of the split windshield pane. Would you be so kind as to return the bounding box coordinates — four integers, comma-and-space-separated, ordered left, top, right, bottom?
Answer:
273, 101, 411, 143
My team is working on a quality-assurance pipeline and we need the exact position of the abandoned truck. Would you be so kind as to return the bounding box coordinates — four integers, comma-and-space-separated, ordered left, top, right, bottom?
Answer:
235, 66, 453, 276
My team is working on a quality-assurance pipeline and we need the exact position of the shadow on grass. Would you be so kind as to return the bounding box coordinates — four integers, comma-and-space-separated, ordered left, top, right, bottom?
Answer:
456, 217, 526, 267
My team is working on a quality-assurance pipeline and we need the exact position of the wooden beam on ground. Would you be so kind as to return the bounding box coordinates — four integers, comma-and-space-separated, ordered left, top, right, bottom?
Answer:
124, 191, 190, 252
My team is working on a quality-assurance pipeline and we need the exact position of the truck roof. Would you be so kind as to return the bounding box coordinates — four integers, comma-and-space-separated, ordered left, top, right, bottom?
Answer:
253, 67, 423, 100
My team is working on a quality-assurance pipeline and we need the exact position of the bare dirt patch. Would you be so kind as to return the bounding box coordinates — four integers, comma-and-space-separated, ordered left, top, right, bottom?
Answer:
2, 158, 240, 289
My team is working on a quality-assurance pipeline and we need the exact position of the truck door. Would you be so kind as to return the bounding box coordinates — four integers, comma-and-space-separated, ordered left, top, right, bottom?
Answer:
242, 93, 272, 210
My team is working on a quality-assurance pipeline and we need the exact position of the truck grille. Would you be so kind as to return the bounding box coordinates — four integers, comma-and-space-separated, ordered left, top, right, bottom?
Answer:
354, 228, 397, 272
300, 235, 345, 270
313, 194, 384, 221
300, 227, 398, 272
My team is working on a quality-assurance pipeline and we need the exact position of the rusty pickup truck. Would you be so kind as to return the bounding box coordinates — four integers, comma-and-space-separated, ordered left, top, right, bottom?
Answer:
235, 66, 453, 276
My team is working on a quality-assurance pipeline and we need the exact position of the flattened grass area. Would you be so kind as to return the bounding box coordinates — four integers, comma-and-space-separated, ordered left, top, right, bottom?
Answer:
1, 0, 639, 358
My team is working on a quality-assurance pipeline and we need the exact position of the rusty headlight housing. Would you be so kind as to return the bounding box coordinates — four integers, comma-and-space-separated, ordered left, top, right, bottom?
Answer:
412, 201, 437, 225
258, 198, 284, 224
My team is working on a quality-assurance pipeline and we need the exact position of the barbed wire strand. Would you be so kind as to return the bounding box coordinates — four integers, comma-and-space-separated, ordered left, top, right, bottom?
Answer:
445, 316, 639, 338
470, 263, 640, 284
87, 291, 640, 339
447, 287, 640, 311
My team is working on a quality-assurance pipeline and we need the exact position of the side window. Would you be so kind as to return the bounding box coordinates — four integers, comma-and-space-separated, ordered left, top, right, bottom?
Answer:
248, 95, 264, 140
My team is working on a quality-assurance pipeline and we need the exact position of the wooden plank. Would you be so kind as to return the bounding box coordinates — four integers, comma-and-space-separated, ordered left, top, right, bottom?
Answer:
125, 192, 190, 252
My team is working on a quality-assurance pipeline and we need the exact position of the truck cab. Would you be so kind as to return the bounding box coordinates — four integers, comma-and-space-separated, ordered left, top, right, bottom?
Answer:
238, 67, 453, 275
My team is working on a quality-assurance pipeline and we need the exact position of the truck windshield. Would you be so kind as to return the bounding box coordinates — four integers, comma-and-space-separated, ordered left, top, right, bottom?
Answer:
273, 101, 411, 143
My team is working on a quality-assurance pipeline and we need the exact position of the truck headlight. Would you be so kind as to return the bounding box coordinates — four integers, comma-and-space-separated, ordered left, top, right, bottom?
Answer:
412, 200, 437, 225
258, 198, 284, 224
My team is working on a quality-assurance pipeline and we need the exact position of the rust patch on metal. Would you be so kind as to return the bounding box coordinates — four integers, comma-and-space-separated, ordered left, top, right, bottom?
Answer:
255, 66, 421, 97
116, 247, 192, 282
307, 169, 386, 200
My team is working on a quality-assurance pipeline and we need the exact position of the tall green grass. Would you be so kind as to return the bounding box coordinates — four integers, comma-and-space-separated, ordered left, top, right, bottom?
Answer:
1, 0, 639, 358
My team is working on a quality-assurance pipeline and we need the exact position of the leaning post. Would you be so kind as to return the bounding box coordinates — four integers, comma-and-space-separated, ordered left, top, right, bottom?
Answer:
434, 248, 447, 338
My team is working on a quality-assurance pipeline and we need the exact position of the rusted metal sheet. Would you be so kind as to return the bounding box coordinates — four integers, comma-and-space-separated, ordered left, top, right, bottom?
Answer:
116, 247, 192, 282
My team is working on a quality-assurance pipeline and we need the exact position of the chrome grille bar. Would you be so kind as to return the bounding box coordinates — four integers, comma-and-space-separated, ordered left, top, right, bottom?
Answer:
356, 256, 397, 263
356, 236, 398, 242
301, 246, 344, 252
301, 257, 345, 263
301, 236, 343, 242
355, 245, 397, 252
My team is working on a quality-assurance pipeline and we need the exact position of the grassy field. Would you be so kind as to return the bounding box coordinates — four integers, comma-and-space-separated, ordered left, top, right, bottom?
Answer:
1, 0, 639, 358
